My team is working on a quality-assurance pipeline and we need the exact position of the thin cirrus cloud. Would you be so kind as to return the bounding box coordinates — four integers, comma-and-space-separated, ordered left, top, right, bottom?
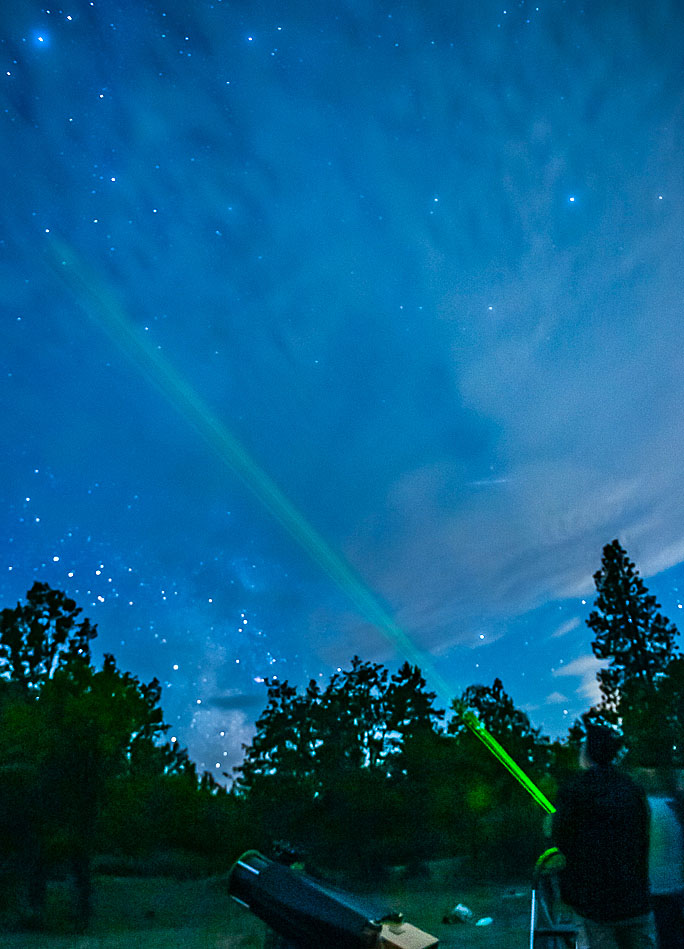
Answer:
552, 654, 603, 707
550, 617, 582, 640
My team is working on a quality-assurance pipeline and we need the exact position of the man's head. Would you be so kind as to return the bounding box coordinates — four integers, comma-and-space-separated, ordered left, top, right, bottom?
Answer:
580, 723, 622, 768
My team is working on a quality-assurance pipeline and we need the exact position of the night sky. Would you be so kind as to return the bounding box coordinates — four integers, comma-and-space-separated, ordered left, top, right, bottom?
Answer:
3, 0, 684, 779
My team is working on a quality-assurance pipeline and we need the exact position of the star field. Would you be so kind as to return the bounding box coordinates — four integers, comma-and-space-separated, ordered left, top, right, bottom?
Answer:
2, 0, 684, 778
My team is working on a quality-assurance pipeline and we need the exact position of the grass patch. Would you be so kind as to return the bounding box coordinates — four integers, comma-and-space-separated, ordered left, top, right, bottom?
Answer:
0, 876, 267, 949
382, 877, 532, 949
0, 872, 533, 949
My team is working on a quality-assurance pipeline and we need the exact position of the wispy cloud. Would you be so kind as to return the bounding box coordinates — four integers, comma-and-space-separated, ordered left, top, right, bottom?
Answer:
545, 690, 569, 705
550, 617, 581, 639
552, 654, 603, 706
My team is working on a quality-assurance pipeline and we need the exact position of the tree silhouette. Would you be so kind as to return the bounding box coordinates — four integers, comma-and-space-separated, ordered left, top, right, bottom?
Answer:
0, 585, 177, 929
317, 657, 391, 774
385, 661, 444, 775
0, 582, 97, 692
235, 677, 319, 792
446, 678, 550, 873
587, 539, 680, 709
236, 657, 444, 794
585, 539, 681, 765
449, 677, 550, 769
234, 656, 445, 876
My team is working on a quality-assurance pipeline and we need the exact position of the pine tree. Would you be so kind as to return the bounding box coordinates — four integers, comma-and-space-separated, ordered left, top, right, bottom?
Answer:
587, 539, 680, 713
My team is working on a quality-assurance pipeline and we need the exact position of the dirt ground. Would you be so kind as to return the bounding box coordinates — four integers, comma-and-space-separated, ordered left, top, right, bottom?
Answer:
0, 874, 534, 949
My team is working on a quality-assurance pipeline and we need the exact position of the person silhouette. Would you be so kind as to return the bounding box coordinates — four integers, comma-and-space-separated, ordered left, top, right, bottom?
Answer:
552, 723, 654, 949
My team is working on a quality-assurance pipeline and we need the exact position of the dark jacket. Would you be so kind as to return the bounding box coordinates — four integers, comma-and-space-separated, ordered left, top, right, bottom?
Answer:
552, 764, 650, 922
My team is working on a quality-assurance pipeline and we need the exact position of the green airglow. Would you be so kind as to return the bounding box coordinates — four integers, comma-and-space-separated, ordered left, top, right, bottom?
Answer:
48, 237, 556, 815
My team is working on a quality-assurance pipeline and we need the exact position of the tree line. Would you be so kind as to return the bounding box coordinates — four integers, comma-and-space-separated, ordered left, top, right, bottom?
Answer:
0, 539, 682, 929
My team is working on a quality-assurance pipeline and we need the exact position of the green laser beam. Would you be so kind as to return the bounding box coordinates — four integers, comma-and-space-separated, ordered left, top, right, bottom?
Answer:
47, 236, 555, 815
458, 706, 555, 814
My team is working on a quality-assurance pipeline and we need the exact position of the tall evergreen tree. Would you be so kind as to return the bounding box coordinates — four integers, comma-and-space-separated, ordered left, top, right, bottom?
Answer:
587, 539, 680, 713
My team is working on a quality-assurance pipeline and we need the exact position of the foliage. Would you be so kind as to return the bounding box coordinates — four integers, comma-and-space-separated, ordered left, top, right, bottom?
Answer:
445, 679, 550, 875
449, 677, 551, 771
585, 539, 682, 766
587, 539, 680, 709
235, 659, 554, 880
235, 656, 444, 797
0, 585, 217, 930
0, 583, 97, 692
7, 575, 642, 903
97, 771, 250, 872
234, 657, 452, 879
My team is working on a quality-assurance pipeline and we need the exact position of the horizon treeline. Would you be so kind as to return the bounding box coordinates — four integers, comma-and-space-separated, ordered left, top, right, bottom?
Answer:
1, 538, 682, 931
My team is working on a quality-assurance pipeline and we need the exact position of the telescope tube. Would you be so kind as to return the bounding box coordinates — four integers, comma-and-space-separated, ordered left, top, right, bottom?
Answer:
228, 851, 382, 949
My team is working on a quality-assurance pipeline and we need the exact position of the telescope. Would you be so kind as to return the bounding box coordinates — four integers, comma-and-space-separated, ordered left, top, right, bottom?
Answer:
228, 851, 438, 949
